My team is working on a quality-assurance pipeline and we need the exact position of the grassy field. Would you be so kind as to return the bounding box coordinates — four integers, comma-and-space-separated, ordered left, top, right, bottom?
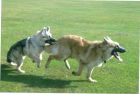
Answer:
1, 0, 139, 93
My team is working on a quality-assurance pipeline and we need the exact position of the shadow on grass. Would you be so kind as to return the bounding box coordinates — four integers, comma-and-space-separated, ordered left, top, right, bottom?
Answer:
1, 64, 86, 88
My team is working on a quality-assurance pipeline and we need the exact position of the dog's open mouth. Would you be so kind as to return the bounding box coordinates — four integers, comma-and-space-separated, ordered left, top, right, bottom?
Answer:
111, 46, 126, 62
111, 51, 123, 62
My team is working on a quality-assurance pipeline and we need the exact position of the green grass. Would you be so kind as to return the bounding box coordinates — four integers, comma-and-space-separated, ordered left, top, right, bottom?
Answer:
1, 0, 139, 93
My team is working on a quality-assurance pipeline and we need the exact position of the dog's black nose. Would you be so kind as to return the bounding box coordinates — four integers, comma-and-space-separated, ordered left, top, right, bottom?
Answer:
115, 46, 126, 53
119, 46, 126, 53
113, 46, 126, 53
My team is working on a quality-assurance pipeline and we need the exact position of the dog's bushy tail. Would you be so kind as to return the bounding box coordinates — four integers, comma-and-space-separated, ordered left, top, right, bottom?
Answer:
7, 48, 13, 63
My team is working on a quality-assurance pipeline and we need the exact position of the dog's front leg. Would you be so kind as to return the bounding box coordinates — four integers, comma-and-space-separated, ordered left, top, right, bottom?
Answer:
86, 64, 97, 83
72, 62, 84, 76
16, 57, 25, 73
64, 59, 70, 70
32, 55, 41, 68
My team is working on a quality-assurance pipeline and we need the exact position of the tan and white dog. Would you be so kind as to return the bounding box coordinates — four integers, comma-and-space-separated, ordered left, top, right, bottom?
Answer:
45, 35, 126, 82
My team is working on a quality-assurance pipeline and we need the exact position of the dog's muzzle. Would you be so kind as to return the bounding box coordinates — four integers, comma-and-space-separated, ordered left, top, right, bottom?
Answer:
111, 46, 126, 62
45, 38, 56, 45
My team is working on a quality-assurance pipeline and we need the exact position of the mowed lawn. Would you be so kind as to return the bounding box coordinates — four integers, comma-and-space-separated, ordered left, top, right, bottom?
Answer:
1, 0, 139, 93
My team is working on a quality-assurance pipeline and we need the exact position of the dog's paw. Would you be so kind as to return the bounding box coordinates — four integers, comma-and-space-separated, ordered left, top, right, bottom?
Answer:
32, 60, 35, 63
88, 77, 97, 83
72, 71, 76, 75
18, 70, 25, 73
72, 71, 80, 76
45, 65, 49, 69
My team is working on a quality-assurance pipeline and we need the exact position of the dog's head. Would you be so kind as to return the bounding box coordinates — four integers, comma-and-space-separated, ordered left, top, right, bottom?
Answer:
103, 36, 126, 62
36, 26, 56, 46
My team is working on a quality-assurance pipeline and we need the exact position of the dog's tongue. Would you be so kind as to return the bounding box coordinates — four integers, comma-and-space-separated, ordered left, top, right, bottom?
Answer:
114, 52, 123, 62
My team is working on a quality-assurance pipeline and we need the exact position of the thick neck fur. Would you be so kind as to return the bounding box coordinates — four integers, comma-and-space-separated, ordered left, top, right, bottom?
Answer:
92, 41, 112, 61
83, 40, 112, 62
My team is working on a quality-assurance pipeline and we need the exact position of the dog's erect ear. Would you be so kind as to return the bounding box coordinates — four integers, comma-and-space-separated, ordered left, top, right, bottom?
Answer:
42, 27, 48, 35
104, 36, 113, 44
45, 26, 52, 37
42, 26, 51, 35
36, 26, 51, 36
46, 26, 50, 32
103, 37, 108, 44
36, 27, 46, 36
103, 36, 110, 44
106, 36, 112, 42
36, 27, 46, 34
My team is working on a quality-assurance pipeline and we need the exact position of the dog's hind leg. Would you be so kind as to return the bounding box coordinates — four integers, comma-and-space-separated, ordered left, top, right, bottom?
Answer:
45, 55, 58, 68
45, 55, 61, 68
64, 59, 70, 70
45, 55, 71, 70
72, 61, 84, 76
16, 56, 26, 73
16, 57, 25, 73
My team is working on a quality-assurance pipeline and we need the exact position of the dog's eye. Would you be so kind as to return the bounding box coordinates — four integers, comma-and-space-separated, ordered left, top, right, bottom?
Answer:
115, 45, 119, 48
48, 36, 51, 39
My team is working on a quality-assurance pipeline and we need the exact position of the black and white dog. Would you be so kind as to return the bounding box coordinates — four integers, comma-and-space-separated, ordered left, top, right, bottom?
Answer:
7, 26, 56, 73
